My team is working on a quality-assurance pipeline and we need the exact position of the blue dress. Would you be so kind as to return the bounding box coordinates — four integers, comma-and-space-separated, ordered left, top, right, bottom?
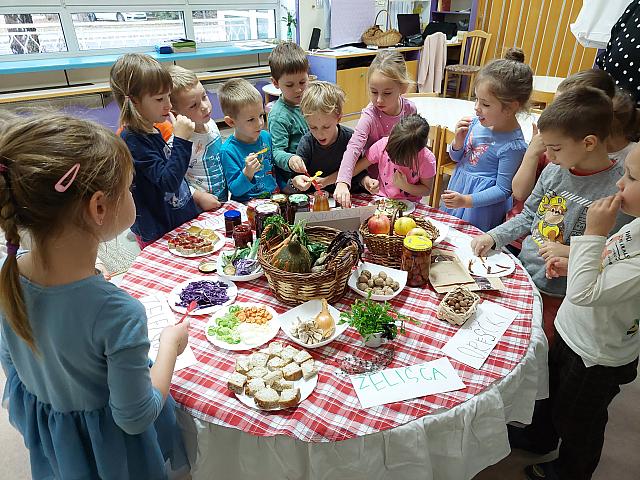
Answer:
0, 274, 188, 479
441, 117, 527, 232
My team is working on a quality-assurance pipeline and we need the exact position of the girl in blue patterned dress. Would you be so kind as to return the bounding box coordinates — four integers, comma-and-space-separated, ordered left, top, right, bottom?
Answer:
441, 48, 533, 232
0, 114, 189, 479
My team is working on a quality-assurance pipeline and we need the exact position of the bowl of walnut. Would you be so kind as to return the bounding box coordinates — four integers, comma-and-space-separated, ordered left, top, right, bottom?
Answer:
436, 286, 481, 326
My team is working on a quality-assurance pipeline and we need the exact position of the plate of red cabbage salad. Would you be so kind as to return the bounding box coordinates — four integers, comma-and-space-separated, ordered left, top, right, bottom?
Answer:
167, 276, 238, 315
216, 239, 264, 281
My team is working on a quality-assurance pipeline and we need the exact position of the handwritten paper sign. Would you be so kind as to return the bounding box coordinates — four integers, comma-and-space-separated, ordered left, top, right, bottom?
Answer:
295, 205, 376, 232
139, 294, 198, 371
350, 357, 465, 408
441, 301, 518, 369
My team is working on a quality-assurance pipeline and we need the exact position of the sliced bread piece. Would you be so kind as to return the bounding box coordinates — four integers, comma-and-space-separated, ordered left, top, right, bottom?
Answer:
246, 366, 269, 379
280, 345, 299, 363
269, 341, 284, 357
249, 352, 269, 369
301, 360, 319, 380
254, 387, 280, 409
267, 356, 289, 371
235, 355, 251, 374
227, 372, 247, 394
272, 378, 295, 392
282, 362, 303, 381
245, 378, 266, 397
278, 387, 301, 408
294, 349, 312, 365
263, 369, 283, 387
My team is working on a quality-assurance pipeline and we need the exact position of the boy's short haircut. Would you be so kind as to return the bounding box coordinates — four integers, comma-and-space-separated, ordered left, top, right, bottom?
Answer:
218, 78, 263, 118
538, 86, 613, 141
268, 42, 309, 81
557, 68, 616, 99
165, 65, 199, 105
300, 81, 345, 117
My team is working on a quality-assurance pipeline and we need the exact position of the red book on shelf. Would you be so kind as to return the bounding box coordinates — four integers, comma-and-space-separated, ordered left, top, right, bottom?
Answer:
438, 0, 452, 11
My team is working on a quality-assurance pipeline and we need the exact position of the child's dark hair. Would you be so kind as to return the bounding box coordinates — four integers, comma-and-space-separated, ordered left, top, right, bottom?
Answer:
268, 42, 309, 81
385, 114, 430, 169
0, 114, 134, 352
557, 69, 615, 99
109, 53, 173, 134
476, 48, 533, 109
612, 87, 640, 142
538, 86, 613, 141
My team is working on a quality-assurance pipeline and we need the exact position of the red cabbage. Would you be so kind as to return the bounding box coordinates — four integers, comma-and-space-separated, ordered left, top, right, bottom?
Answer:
177, 280, 229, 309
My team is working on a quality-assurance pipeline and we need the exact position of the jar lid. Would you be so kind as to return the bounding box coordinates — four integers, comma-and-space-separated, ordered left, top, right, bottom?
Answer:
403, 235, 432, 251
271, 193, 288, 202
289, 193, 309, 203
224, 210, 241, 219
255, 201, 279, 213
247, 198, 268, 207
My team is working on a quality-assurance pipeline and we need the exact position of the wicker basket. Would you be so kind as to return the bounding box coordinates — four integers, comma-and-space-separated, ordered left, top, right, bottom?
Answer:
436, 286, 481, 326
360, 214, 438, 268
258, 225, 359, 306
362, 10, 402, 47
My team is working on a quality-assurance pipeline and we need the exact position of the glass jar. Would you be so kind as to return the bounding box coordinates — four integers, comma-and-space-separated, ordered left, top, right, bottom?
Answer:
246, 199, 268, 230
233, 224, 253, 249
270, 193, 289, 218
401, 235, 432, 287
287, 193, 310, 223
255, 201, 280, 239
312, 190, 330, 212
224, 210, 242, 238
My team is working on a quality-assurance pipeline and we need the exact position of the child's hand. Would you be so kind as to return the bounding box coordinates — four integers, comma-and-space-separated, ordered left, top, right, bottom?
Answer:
441, 190, 472, 209
193, 191, 221, 212
292, 174, 311, 191
528, 124, 545, 157
95, 260, 111, 280
362, 176, 380, 195
538, 240, 570, 260
160, 319, 190, 356
392, 171, 408, 190
585, 195, 621, 237
545, 256, 569, 279
243, 153, 261, 179
334, 182, 352, 208
453, 116, 473, 150
171, 113, 195, 140
471, 234, 495, 257
288, 155, 307, 174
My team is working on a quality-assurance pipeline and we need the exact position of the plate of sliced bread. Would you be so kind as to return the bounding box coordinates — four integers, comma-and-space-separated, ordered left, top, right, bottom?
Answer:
227, 341, 320, 410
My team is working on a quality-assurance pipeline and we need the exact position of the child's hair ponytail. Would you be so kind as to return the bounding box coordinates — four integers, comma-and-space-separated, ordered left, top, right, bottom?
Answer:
385, 114, 430, 170
109, 53, 172, 134
0, 114, 134, 352
476, 47, 533, 110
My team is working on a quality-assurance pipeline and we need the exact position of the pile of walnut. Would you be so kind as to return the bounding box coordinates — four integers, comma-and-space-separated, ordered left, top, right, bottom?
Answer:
436, 286, 480, 326
356, 270, 400, 296
291, 317, 325, 345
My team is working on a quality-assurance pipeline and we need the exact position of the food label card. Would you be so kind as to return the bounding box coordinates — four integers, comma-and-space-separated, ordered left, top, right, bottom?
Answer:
350, 357, 465, 408
441, 300, 519, 369
139, 294, 198, 371
295, 205, 376, 232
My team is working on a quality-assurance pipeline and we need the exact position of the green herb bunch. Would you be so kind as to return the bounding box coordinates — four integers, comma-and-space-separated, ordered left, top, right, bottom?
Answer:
339, 293, 417, 341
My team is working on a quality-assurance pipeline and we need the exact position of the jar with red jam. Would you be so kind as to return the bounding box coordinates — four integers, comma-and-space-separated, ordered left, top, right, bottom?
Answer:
246, 199, 268, 230
233, 224, 253, 249
401, 235, 432, 287
255, 201, 280, 239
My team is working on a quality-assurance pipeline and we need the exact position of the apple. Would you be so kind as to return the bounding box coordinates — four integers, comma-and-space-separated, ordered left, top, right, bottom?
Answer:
407, 227, 429, 238
368, 214, 391, 234
393, 217, 417, 236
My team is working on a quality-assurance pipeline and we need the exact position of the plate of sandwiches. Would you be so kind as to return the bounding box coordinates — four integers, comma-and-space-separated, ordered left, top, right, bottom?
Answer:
371, 198, 415, 216
168, 225, 226, 258
227, 341, 320, 410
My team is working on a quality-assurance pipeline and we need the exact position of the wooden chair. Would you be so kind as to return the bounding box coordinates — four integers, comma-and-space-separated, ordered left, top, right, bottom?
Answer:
430, 128, 457, 208
404, 92, 440, 98
443, 30, 492, 100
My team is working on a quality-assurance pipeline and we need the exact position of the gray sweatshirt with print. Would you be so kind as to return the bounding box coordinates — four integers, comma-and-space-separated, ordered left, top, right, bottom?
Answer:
488, 162, 632, 296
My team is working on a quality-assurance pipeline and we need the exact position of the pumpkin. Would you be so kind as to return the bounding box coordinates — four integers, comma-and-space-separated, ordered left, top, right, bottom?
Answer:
271, 237, 312, 273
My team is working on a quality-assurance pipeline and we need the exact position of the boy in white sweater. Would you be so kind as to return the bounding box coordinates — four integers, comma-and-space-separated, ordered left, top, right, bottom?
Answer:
514, 145, 640, 480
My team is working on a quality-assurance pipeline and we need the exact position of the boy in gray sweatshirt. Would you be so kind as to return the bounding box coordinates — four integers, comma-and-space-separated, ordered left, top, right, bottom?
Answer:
472, 87, 632, 343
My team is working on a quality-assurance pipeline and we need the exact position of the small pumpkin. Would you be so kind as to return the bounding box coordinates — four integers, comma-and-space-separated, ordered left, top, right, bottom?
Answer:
271, 237, 312, 273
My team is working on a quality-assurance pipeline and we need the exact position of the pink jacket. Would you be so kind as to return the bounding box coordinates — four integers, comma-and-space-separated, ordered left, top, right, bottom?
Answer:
417, 33, 447, 94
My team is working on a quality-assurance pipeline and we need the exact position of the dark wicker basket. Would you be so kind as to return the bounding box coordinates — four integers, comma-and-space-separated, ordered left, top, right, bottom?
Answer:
258, 225, 359, 305
359, 214, 439, 268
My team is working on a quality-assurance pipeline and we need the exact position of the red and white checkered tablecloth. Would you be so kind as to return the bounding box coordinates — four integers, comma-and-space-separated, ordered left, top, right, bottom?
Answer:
120, 196, 534, 443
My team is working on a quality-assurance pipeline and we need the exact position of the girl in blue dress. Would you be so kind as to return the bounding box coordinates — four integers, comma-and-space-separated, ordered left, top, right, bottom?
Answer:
441, 48, 533, 232
0, 114, 189, 479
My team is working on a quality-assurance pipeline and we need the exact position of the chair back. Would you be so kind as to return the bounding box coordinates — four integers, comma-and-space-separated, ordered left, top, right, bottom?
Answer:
460, 30, 492, 68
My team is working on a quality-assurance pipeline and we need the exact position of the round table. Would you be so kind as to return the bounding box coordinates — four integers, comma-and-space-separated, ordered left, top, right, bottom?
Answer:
120, 197, 547, 480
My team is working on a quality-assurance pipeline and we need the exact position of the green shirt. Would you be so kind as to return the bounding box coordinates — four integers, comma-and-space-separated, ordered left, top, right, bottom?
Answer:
268, 97, 308, 187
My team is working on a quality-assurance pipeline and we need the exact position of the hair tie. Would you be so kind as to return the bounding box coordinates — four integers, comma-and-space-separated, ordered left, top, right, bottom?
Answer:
0, 162, 8, 173
6, 241, 19, 256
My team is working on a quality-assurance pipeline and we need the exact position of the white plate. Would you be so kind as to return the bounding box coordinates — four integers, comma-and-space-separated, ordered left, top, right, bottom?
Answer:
426, 218, 450, 245
371, 198, 415, 216
468, 251, 516, 278
168, 234, 226, 258
234, 363, 320, 411
168, 276, 238, 315
216, 251, 264, 282
205, 303, 280, 351
348, 262, 408, 301
279, 300, 348, 349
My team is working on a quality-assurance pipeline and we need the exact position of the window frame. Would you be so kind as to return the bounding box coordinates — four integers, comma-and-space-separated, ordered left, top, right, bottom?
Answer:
0, 1, 280, 60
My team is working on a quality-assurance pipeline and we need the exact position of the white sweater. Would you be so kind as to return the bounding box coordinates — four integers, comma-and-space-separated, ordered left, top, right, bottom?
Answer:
556, 217, 640, 367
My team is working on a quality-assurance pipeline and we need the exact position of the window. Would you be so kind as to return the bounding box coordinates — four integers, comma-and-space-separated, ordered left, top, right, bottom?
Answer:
70, 10, 186, 50
192, 9, 276, 43
0, 13, 67, 55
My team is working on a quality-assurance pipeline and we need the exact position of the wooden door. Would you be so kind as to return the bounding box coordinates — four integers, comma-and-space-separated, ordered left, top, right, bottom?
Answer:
337, 67, 370, 116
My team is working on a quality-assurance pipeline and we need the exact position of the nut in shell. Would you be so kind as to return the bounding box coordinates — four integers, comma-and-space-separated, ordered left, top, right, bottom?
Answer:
436, 286, 480, 326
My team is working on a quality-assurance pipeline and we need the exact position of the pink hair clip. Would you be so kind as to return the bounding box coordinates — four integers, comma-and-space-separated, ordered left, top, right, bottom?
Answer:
54, 163, 80, 193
